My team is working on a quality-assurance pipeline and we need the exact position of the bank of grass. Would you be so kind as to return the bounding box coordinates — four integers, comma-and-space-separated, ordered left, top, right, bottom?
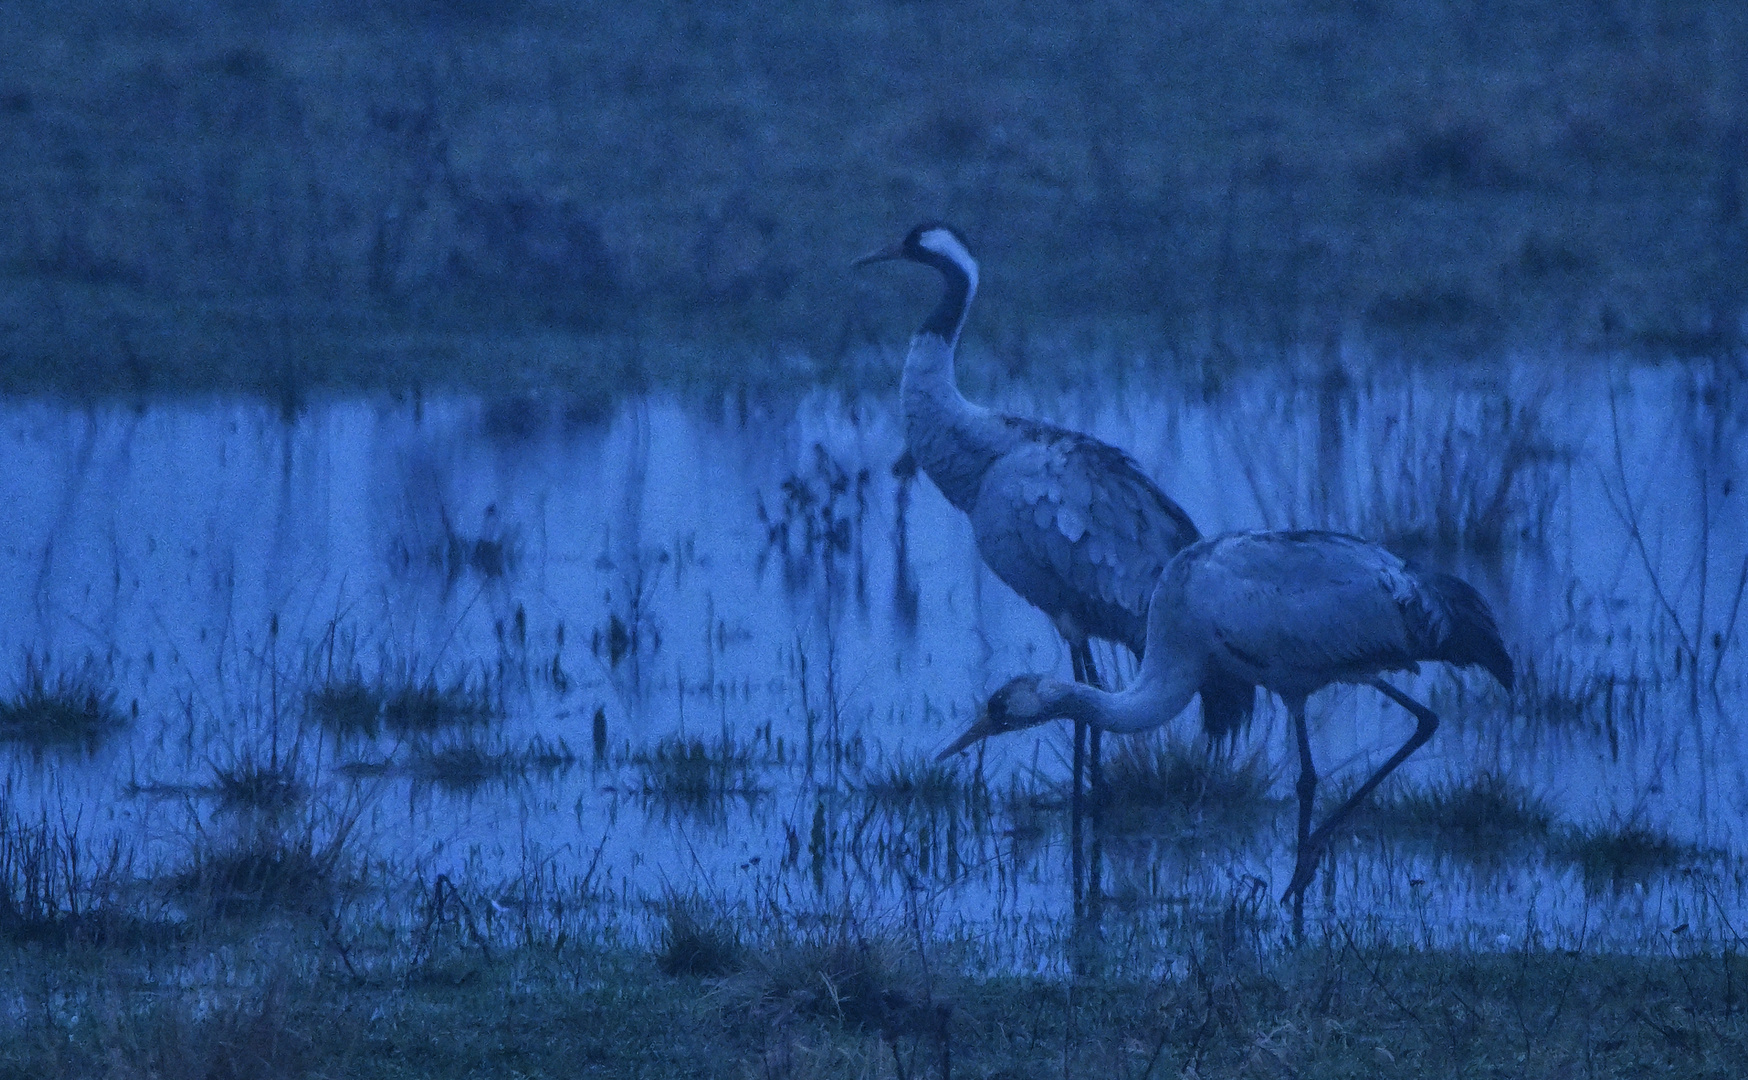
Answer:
2, 0, 1743, 403
5, 796, 1745, 1076
3, 916, 1744, 1078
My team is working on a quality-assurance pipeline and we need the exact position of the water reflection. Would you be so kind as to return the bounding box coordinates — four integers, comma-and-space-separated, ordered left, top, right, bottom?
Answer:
1, 358, 1744, 958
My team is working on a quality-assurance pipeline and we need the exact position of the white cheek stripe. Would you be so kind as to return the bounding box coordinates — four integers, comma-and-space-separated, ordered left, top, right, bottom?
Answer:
919, 229, 979, 289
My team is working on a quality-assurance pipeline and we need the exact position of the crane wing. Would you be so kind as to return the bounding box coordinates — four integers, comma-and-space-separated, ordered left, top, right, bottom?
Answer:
1179, 532, 1421, 685
970, 422, 1199, 653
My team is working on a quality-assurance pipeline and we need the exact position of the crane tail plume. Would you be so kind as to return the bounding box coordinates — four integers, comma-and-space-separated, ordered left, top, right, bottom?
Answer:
1422, 572, 1514, 691
1197, 670, 1256, 742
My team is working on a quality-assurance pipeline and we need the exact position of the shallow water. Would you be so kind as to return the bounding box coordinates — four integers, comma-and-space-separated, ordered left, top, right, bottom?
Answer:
3, 354, 1745, 961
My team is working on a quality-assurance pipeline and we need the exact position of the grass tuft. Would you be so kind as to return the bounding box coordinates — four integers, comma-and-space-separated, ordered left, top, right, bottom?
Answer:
410, 734, 578, 791
174, 833, 340, 917
1095, 734, 1276, 839
382, 676, 498, 736
629, 735, 766, 804
1553, 819, 1703, 893
306, 675, 383, 738
211, 752, 308, 813
307, 669, 498, 739
0, 655, 127, 750
728, 928, 946, 1045
1363, 772, 1556, 861
653, 894, 744, 978
861, 753, 971, 810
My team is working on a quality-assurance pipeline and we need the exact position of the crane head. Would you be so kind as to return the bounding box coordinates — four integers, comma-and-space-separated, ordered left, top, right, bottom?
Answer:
935, 673, 1054, 760
853, 222, 977, 281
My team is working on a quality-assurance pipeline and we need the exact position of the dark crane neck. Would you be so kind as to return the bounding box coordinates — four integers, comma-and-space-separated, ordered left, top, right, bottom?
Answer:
915, 248, 974, 342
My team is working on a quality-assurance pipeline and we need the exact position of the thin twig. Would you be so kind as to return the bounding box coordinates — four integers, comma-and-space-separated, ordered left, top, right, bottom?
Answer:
1337, 921, 1421, 1022
1603, 388, 1695, 658
1710, 555, 1748, 694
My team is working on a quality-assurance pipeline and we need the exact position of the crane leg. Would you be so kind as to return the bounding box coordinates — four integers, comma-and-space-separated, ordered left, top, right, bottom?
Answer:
1283, 678, 1439, 911
1067, 640, 1111, 913
1076, 644, 1106, 921
1070, 646, 1088, 912
1077, 642, 1105, 805
1287, 697, 1316, 936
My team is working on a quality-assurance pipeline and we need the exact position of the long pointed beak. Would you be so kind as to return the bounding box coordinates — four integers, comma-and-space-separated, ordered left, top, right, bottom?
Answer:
852, 241, 906, 269
935, 709, 998, 761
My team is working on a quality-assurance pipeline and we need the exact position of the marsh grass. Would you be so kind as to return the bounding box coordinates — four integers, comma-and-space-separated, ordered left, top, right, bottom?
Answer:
860, 753, 977, 811
306, 674, 383, 738
3, 856, 1748, 1078
174, 831, 341, 917
653, 892, 745, 977
1514, 653, 1650, 743
6, 959, 366, 1080
1360, 391, 1565, 555
0, 655, 126, 750
1094, 734, 1276, 840
1356, 772, 1556, 862
713, 918, 951, 1072
0, 803, 151, 947
1553, 818, 1708, 893
409, 739, 508, 792
211, 750, 309, 814
629, 733, 768, 805
173, 769, 371, 918
382, 675, 499, 736
307, 666, 499, 740
97, 975, 338, 1080
404, 734, 575, 792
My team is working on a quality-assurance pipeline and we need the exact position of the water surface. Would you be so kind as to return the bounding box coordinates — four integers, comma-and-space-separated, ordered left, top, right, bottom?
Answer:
3, 354, 1744, 962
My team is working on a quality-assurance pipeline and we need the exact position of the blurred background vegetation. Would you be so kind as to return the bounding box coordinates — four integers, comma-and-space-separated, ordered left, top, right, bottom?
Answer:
1, 0, 1743, 398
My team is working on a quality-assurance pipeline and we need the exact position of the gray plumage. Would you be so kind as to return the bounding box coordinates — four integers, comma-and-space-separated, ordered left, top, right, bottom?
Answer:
1166, 531, 1515, 700
941, 528, 1513, 928
858, 221, 1253, 737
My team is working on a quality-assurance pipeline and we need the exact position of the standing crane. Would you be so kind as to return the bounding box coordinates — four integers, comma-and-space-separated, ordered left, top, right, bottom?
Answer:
936, 529, 1514, 932
855, 221, 1256, 825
